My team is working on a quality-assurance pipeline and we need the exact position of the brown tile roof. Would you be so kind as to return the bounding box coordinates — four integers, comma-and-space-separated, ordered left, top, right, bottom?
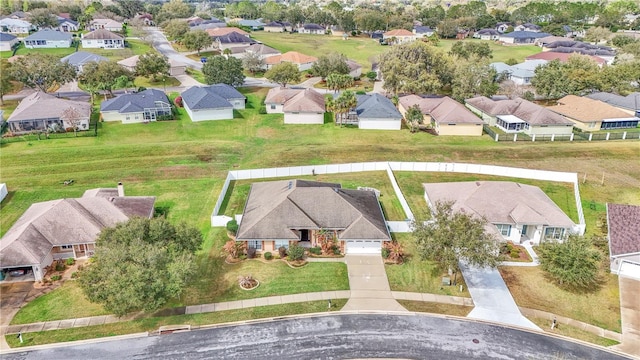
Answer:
547, 95, 637, 122
265, 87, 303, 105
526, 51, 606, 65
399, 95, 482, 124
265, 51, 317, 65
236, 180, 390, 241
8, 92, 91, 122
205, 27, 249, 37
0, 188, 155, 267
466, 96, 573, 126
384, 29, 414, 37
282, 88, 325, 113
607, 203, 640, 256
83, 28, 123, 40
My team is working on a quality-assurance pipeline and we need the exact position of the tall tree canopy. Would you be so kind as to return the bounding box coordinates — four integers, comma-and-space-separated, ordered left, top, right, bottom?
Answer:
538, 235, 603, 290
79, 217, 202, 316
531, 56, 601, 99
78, 61, 132, 98
163, 19, 190, 41
451, 58, 499, 101
28, 8, 59, 28
135, 53, 170, 81
202, 55, 245, 87
310, 52, 349, 79
181, 30, 213, 55
11, 54, 76, 92
265, 62, 300, 87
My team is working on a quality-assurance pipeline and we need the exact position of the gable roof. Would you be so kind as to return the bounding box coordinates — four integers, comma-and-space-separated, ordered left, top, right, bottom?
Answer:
61, 51, 108, 67
205, 27, 249, 37
547, 95, 638, 122
465, 96, 573, 126
181, 84, 246, 110
217, 31, 255, 44
282, 88, 325, 113
245, 43, 280, 56
607, 203, 640, 257
91, 18, 123, 28
265, 51, 317, 65
414, 26, 434, 34
83, 29, 123, 40
0, 32, 17, 41
501, 31, 550, 39
100, 89, 170, 114
384, 29, 414, 37
400, 95, 482, 125
25, 29, 72, 41
526, 51, 606, 65
302, 23, 324, 30
8, 92, 91, 122
0, 189, 155, 268
0, 18, 31, 27
586, 92, 640, 111
265, 21, 291, 27
265, 87, 303, 105
423, 181, 575, 229
356, 94, 402, 119
476, 29, 500, 35
346, 59, 362, 71
491, 60, 547, 79
236, 180, 390, 241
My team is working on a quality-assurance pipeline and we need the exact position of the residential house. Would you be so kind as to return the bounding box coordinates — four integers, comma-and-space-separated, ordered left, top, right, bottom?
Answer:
297, 23, 325, 35
496, 22, 511, 33
238, 19, 264, 30
263, 21, 292, 32
354, 94, 402, 130
81, 29, 124, 49
181, 84, 246, 122
205, 27, 250, 37
474, 29, 500, 41
215, 31, 256, 50
0, 32, 18, 51
423, 181, 576, 244
526, 51, 606, 66
346, 59, 362, 78
7, 92, 91, 134
491, 60, 548, 85
57, 17, 79, 32
5, 11, 29, 20
0, 18, 33, 34
23, 30, 72, 49
235, 180, 391, 254
265, 51, 318, 71
265, 87, 302, 114
586, 92, 640, 117
370, 30, 384, 40
100, 89, 172, 124
547, 95, 640, 131
514, 23, 541, 32
383, 29, 415, 44
606, 203, 640, 274
534, 35, 573, 47
118, 55, 186, 76
330, 25, 347, 38
399, 95, 484, 136
413, 26, 435, 38
465, 96, 574, 136
190, 19, 226, 31
499, 31, 551, 44
0, 184, 155, 282
265, 87, 325, 124
89, 18, 123, 32
61, 51, 108, 72
134, 13, 154, 26
542, 40, 616, 64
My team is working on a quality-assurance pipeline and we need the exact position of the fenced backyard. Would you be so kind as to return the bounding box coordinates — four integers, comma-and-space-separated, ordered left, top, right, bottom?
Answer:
0, 118, 99, 144
483, 124, 640, 142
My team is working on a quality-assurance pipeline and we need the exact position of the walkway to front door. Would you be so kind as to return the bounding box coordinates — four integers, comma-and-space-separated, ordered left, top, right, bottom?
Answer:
341, 255, 407, 312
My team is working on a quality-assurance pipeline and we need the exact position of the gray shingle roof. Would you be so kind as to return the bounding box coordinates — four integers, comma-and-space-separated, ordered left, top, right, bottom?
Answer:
501, 31, 550, 39
100, 89, 170, 114
236, 180, 391, 241
356, 94, 402, 119
83, 29, 123, 40
0, 32, 17, 41
303, 23, 324, 30
607, 203, 640, 256
181, 84, 246, 110
24, 29, 72, 41
8, 92, 91, 122
217, 32, 255, 44
61, 51, 108, 67
586, 92, 640, 112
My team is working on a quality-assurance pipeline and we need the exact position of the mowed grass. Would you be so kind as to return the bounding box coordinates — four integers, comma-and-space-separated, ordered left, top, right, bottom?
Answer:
0, 39, 155, 61
526, 316, 620, 347
398, 300, 473, 317
250, 33, 542, 68
220, 171, 407, 221
4, 299, 348, 348
385, 233, 470, 297
10, 282, 108, 325
500, 266, 621, 332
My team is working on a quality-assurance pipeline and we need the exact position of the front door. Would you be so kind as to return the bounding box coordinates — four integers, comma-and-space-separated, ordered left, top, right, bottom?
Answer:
300, 230, 309, 242
521, 225, 528, 238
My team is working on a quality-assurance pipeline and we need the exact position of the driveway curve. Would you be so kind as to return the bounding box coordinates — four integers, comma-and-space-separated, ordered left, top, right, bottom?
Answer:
3, 313, 631, 360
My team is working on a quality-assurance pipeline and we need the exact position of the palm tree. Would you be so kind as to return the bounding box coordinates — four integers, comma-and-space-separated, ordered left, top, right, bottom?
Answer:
335, 90, 357, 126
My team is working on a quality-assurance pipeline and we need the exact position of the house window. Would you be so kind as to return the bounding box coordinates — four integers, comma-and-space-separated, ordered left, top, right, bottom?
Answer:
588, 122, 596, 128
495, 224, 511, 237
248, 240, 262, 250
60, 245, 72, 250
270, 105, 276, 109
274, 240, 289, 249
545, 227, 565, 240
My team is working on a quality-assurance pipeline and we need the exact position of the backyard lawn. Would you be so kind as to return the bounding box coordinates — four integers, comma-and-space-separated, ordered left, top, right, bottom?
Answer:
0, 39, 155, 61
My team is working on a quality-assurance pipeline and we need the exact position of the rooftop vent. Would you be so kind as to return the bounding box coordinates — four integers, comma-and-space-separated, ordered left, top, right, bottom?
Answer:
288, 181, 293, 190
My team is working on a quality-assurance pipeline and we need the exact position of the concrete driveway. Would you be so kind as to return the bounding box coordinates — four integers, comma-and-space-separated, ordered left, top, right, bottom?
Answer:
342, 255, 406, 312
0, 282, 35, 326
615, 274, 640, 357
459, 262, 539, 330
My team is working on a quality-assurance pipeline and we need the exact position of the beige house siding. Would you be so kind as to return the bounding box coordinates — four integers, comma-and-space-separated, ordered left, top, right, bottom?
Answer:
266, 103, 284, 113
101, 110, 150, 124
435, 122, 483, 136
465, 104, 495, 124
566, 116, 602, 131
284, 112, 324, 124
264, 26, 285, 33
526, 124, 574, 136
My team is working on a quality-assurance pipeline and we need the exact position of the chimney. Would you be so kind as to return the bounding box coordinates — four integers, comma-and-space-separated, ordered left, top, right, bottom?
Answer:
117, 182, 125, 197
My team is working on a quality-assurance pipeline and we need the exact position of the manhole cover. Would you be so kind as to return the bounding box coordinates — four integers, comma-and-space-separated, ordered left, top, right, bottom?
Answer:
472, 339, 480, 344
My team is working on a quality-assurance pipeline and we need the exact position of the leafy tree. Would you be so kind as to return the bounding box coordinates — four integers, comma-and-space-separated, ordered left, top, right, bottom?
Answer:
405, 104, 424, 133
332, 89, 357, 126
538, 235, 603, 290
181, 30, 212, 55
0, 60, 13, 105
156, 0, 193, 23
325, 73, 353, 93
11, 54, 76, 92
28, 8, 59, 28
114, 0, 145, 19
135, 53, 170, 81
542, 24, 569, 36
163, 19, 189, 41
475, 14, 497, 29
437, 18, 458, 39
449, 42, 492, 60
310, 53, 349, 80
366, 71, 377, 81
584, 26, 613, 44
379, 41, 454, 95
242, 51, 265, 74
531, 56, 601, 99
78, 60, 133, 98
79, 217, 202, 316
202, 55, 245, 86
412, 201, 500, 283
260, 1, 285, 22
60, 107, 85, 136
611, 34, 637, 48
265, 62, 300, 87
354, 8, 386, 32
418, 5, 445, 28
452, 59, 499, 101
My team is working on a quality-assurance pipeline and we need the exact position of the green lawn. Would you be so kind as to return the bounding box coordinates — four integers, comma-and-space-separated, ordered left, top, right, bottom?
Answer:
526, 316, 620, 347
133, 76, 181, 88
435, 39, 541, 63
0, 39, 155, 61
398, 300, 473, 317
5, 299, 348, 348
385, 233, 471, 297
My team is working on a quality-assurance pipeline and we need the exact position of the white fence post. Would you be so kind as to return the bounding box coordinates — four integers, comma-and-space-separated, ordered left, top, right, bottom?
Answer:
513, 133, 517, 142
551, 134, 555, 142
495, 133, 499, 142
606, 132, 610, 141
570, 133, 574, 141
623, 131, 627, 140
589, 133, 593, 141
531, 134, 536, 142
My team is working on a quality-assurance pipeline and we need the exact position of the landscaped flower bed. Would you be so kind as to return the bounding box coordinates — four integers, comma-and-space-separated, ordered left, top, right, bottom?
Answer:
500, 242, 532, 262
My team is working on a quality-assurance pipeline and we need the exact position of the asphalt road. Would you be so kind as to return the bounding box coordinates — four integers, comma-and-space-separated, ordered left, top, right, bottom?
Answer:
3, 313, 631, 360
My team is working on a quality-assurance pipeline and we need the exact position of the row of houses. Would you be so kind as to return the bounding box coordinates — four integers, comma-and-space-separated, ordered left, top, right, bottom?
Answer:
0, 11, 122, 34
0, 28, 125, 50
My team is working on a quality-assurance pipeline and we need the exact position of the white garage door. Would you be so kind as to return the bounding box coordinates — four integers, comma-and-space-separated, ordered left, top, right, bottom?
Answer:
346, 240, 381, 254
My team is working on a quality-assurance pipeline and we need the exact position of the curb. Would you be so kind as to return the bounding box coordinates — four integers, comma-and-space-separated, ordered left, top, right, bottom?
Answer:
0, 332, 149, 355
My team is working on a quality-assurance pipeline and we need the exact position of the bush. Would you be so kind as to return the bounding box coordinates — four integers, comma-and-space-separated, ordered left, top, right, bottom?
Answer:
258, 106, 267, 114
510, 248, 520, 258
538, 235, 603, 290
264, 252, 273, 260
226, 219, 239, 235
355, 90, 366, 95
223, 240, 245, 259
309, 247, 322, 255
333, 247, 341, 255
55, 261, 65, 272
247, 246, 257, 259
71, 271, 79, 278
278, 246, 287, 258
288, 244, 305, 261
174, 96, 183, 107
66, 258, 75, 266
381, 247, 390, 259
51, 275, 62, 281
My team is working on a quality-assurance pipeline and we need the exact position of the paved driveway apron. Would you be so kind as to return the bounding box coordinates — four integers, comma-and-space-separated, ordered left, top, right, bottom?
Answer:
459, 262, 540, 330
342, 255, 407, 312
614, 274, 640, 357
